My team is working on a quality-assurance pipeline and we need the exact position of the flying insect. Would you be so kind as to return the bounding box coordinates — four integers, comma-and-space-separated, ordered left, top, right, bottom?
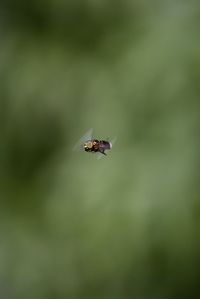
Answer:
73, 129, 115, 157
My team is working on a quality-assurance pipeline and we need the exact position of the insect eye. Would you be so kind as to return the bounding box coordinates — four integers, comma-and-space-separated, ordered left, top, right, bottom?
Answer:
84, 141, 92, 149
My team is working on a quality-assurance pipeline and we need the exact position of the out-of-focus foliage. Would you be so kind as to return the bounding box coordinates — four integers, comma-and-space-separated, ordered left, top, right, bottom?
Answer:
0, 0, 200, 298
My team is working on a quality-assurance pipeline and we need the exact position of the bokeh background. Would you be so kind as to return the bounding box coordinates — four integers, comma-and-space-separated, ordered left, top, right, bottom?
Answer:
0, 1, 200, 298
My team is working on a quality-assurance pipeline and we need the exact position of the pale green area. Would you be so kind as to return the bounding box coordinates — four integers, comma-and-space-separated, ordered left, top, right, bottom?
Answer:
0, 1, 200, 298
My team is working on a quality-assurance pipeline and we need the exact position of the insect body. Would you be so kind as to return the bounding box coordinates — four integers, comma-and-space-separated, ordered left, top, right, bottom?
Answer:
73, 129, 115, 157
84, 139, 112, 156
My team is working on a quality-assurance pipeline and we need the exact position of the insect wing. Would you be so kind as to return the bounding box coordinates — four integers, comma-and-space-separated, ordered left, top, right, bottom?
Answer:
97, 153, 106, 160
72, 128, 93, 152
109, 137, 117, 148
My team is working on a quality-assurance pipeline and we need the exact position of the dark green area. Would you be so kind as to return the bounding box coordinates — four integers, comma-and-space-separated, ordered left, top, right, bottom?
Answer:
0, 1, 200, 298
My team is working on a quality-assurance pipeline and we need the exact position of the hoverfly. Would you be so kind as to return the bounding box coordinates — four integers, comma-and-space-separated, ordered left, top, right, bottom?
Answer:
73, 129, 115, 157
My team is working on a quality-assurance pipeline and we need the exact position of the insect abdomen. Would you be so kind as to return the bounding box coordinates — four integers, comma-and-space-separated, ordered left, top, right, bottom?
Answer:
99, 141, 111, 150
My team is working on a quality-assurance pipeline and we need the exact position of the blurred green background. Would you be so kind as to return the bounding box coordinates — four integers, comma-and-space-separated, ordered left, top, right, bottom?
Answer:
0, 1, 200, 298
